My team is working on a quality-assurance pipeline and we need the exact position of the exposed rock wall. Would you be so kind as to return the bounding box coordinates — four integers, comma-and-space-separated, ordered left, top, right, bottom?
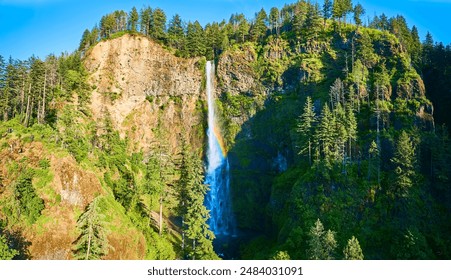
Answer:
85, 34, 205, 153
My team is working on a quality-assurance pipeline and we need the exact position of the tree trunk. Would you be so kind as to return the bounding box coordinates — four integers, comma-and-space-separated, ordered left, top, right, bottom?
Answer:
308, 139, 312, 166
41, 70, 47, 124
23, 89, 31, 127
20, 79, 25, 116
86, 225, 92, 260
192, 239, 196, 260
159, 196, 163, 236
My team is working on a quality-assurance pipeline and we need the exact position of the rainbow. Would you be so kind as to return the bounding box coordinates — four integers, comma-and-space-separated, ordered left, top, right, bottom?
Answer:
213, 126, 227, 158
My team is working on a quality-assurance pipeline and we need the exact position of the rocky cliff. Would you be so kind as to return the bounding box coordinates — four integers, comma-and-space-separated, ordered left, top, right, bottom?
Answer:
85, 34, 205, 153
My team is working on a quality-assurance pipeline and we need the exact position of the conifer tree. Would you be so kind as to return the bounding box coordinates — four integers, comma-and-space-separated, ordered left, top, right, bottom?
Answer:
297, 96, 316, 165
139, 7, 152, 36
186, 21, 206, 57
315, 105, 335, 164
343, 236, 364, 260
168, 14, 185, 50
128, 7, 139, 32
307, 219, 337, 260
345, 104, 357, 160
177, 143, 218, 260
322, 0, 333, 26
251, 8, 268, 43
304, 3, 322, 42
150, 8, 167, 42
13, 171, 44, 224
73, 197, 109, 260
0, 234, 18, 260
269, 7, 280, 35
353, 3, 365, 28
391, 131, 416, 198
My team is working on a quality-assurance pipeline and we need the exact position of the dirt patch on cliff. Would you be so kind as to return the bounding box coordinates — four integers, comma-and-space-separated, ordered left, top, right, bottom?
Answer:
51, 156, 103, 208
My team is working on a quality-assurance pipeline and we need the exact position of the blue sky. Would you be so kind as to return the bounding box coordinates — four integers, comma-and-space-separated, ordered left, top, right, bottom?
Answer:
0, 0, 450, 60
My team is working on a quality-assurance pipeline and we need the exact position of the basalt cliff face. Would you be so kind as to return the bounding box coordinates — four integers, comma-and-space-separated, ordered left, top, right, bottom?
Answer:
85, 34, 205, 153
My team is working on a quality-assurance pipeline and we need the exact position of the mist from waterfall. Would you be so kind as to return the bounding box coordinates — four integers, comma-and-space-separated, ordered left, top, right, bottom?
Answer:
204, 61, 235, 237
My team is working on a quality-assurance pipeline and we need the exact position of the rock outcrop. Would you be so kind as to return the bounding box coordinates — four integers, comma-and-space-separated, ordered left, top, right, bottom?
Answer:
85, 34, 205, 153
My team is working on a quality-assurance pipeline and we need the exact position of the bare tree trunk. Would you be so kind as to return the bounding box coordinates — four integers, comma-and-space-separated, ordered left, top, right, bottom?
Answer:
37, 96, 41, 124
192, 239, 196, 260
20, 79, 25, 116
159, 196, 163, 236
41, 70, 47, 124
23, 85, 31, 127
86, 225, 92, 260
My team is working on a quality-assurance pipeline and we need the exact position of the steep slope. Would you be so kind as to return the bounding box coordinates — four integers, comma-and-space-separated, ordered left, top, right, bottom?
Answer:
85, 34, 205, 153
0, 34, 207, 260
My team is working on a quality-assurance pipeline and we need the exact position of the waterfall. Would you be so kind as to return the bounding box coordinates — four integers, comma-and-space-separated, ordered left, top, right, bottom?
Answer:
204, 61, 235, 236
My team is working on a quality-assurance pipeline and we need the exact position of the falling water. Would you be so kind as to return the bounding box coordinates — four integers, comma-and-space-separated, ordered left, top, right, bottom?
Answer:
204, 61, 235, 236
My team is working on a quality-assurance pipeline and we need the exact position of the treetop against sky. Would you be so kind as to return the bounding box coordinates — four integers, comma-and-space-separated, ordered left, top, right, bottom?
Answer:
0, 0, 450, 59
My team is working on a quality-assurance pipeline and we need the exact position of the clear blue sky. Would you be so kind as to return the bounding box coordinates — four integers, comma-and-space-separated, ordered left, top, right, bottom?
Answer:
0, 0, 450, 60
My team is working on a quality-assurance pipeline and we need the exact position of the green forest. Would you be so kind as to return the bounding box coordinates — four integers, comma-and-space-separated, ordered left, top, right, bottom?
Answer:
0, 0, 450, 260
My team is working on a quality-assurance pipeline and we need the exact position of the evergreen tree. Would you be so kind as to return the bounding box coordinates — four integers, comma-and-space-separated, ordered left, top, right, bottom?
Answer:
329, 78, 344, 109
333, 0, 353, 25
250, 8, 268, 43
150, 8, 167, 42
391, 131, 416, 198
78, 29, 91, 52
304, 3, 322, 42
167, 14, 185, 50
139, 7, 152, 36
186, 21, 206, 57
345, 104, 357, 161
72, 197, 109, 260
230, 13, 250, 43
272, 251, 291, 260
144, 143, 174, 236
315, 105, 336, 164
13, 171, 45, 224
177, 143, 218, 260
292, 1, 308, 41
128, 7, 139, 32
100, 13, 116, 38
410, 26, 422, 69
297, 96, 317, 165
343, 236, 364, 260
307, 219, 337, 260
353, 3, 365, 28
322, 0, 333, 26
0, 234, 18, 260
269, 7, 281, 35
113, 10, 127, 32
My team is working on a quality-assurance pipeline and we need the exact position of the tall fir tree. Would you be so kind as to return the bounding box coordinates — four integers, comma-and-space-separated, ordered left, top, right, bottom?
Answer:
343, 236, 364, 260
297, 96, 317, 165
391, 131, 416, 198
307, 219, 337, 260
72, 197, 109, 260
177, 142, 218, 260
128, 7, 139, 32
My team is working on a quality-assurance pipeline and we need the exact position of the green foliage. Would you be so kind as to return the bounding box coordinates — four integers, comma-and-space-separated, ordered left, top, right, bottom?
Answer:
177, 141, 218, 260
0, 234, 18, 260
57, 105, 90, 162
307, 219, 337, 260
390, 131, 416, 198
297, 96, 316, 164
73, 197, 109, 260
272, 250, 291, 260
343, 236, 364, 260
13, 170, 45, 225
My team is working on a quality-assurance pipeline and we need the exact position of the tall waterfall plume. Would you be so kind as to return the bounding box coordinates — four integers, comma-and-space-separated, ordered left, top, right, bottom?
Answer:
204, 61, 235, 236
